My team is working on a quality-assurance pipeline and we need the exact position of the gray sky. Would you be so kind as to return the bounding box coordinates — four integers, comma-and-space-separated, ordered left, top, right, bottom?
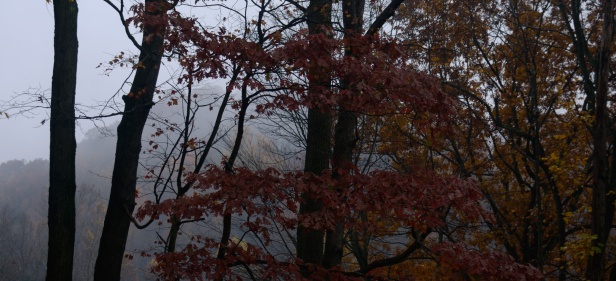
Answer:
0, 0, 140, 163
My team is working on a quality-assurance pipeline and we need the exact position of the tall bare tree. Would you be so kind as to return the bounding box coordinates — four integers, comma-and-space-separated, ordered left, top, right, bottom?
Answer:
47, 0, 78, 280
94, 0, 176, 280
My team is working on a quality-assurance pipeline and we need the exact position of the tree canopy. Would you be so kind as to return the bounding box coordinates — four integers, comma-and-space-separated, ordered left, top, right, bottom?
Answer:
1, 0, 614, 279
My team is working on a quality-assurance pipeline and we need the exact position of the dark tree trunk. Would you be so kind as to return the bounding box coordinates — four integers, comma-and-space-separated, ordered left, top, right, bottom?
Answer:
586, 0, 614, 279
46, 1, 78, 280
217, 81, 250, 261
322, 0, 364, 268
93, 1, 168, 280
296, 0, 333, 268
297, 108, 331, 266
323, 108, 356, 268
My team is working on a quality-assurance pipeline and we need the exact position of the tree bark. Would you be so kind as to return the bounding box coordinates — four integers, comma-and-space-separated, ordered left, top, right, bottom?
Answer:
93, 1, 168, 280
296, 0, 333, 269
322, 0, 364, 268
586, 0, 614, 279
297, 107, 331, 267
47, 0, 78, 280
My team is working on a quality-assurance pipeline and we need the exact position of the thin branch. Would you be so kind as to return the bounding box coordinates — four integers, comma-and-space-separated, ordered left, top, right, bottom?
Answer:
358, 231, 429, 274
365, 0, 405, 37
102, 0, 143, 51
124, 204, 155, 229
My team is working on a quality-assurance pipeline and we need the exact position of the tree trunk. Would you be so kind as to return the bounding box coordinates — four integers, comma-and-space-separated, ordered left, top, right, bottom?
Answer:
322, 0, 364, 268
323, 108, 356, 268
46, 1, 78, 280
296, 0, 333, 269
217, 81, 250, 261
94, 1, 168, 280
296, 107, 331, 267
586, 0, 614, 279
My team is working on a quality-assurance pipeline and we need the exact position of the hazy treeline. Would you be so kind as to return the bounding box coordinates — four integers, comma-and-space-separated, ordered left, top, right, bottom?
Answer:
0, 126, 155, 281
0, 97, 226, 280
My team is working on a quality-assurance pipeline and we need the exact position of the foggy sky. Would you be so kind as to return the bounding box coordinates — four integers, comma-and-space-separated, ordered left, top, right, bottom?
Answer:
0, 0, 142, 163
